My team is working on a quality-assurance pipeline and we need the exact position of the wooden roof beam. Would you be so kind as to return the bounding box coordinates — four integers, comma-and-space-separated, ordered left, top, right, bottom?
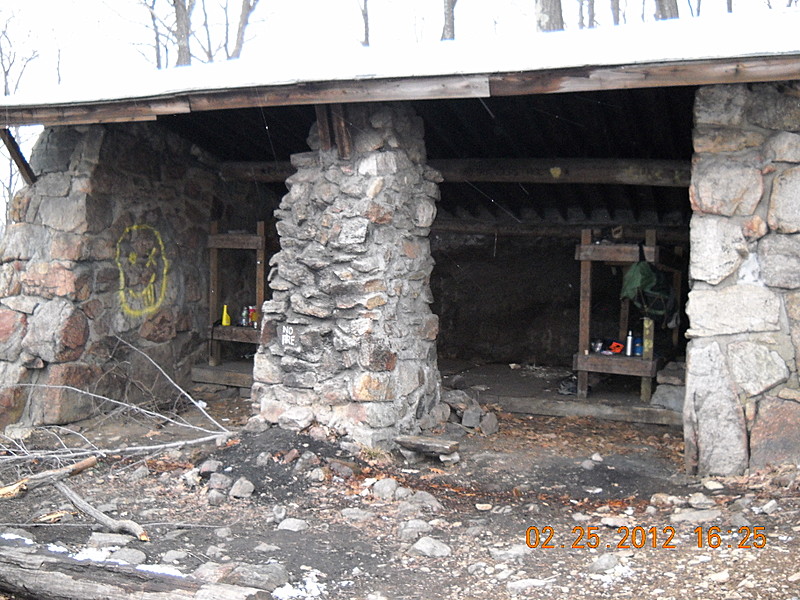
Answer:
0, 128, 36, 186
0, 55, 798, 128
220, 157, 690, 188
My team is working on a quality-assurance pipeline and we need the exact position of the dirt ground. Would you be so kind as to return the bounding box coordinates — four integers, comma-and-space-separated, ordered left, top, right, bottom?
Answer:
1, 367, 799, 600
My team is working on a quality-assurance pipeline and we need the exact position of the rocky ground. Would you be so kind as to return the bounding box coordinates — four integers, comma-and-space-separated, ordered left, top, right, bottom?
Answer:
1, 386, 799, 600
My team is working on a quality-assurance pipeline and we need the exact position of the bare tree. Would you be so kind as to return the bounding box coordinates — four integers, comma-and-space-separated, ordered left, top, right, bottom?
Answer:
359, 0, 370, 46
536, 0, 565, 31
611, 0, 622, 23
0, 13, 38, 209
228, 0, 259, 59
140, 0, 260, 68
654, 0, 680, 19
579, 0, 597, 27
441, 0, 458, 40
173, 0, 194, 66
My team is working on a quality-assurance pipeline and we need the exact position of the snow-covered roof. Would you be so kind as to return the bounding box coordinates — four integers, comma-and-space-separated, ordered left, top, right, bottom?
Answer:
1, 10, 799, 125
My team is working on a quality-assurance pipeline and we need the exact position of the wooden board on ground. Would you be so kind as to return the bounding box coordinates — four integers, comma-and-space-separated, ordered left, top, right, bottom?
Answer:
492, 395, 683, 427
395, 435, 460, 455
191, 361, 253, 389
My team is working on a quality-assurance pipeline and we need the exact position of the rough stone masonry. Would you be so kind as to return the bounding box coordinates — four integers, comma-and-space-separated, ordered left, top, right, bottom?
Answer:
0, 123, 230, 433
253, 103, 445, 448
686, 82, 800, 475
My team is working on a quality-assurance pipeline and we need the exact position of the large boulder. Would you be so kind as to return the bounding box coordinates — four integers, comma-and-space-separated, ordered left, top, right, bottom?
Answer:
684, 341, 748, 476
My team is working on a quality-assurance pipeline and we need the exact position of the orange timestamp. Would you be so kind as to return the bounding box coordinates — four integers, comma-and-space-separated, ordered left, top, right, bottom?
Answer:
525, 526, 767, 550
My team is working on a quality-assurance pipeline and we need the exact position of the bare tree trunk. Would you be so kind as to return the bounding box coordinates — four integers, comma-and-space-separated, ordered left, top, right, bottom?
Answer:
654, 0, 679, 19
611, 0, 621, 24
360, 0, 370, 46
173, 0, 193, 65
199, 0, 215, 61
441, 0, 458, 40
146, 0, 163, 69
536, 0, 564, 31
727, 0, 733, 11
578, 0, 596, 28
229, 0, 259, 59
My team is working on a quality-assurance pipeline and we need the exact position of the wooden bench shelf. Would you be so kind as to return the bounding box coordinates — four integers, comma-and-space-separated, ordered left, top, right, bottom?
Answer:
207, 221, 266, 366
573, 353, 662, 378
575, 228, 682, 402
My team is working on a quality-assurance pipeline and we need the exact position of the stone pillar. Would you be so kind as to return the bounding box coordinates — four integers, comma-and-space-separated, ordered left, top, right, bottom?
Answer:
686, 82, 800, 475
254, 103, 443, 448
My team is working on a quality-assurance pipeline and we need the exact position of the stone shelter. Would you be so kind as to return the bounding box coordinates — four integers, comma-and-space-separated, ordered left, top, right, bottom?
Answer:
1, 20, 799, 477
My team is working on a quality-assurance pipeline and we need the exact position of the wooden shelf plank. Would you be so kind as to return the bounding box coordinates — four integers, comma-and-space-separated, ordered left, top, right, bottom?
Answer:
574, 243, 658, 263
207, 233, 264, 250
494, 395, 682, 427
210, 325, 260, 344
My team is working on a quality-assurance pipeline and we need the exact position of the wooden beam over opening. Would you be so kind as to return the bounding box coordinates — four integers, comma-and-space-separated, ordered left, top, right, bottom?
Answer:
429, 158, 690, 187
0, 128, 36, 186
220, 157, 691, 188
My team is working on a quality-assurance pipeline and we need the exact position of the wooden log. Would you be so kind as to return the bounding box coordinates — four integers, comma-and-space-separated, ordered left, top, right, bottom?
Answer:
395, 435, 459, 455
0, 543, 270, 600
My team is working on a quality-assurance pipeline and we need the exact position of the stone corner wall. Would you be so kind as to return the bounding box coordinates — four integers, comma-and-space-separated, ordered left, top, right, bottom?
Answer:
686, 82, 800, 475
0, 122, 218, 432
253, 103, 444, 448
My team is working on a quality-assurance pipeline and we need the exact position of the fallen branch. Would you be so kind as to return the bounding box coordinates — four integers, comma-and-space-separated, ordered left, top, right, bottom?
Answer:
0, 457, 98, 499
114, 336, 229, 433
53, 481, 149, 542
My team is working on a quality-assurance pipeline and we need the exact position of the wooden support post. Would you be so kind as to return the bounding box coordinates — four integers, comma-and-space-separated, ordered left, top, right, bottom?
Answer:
208, 221, 221, 366
314, 105, 333, 152
330, 104, 352, 161
0, 128, 36, 186
256, 220, 266, 317
577, 229, 593, 398
672, 245, 684, 348
619, 297, 630, 342
640, 317, 655, 402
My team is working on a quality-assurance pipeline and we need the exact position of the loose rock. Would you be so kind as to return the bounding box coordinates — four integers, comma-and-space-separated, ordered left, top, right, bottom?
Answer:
277, 518, 309, 532
408, 536, 452, 557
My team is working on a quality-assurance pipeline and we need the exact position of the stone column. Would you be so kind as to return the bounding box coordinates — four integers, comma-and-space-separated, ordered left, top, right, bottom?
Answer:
253, 103, 443, 448
686, 83, 800, 475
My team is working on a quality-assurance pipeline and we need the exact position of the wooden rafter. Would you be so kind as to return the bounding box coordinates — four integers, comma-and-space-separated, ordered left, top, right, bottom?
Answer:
0, 128, 36, 186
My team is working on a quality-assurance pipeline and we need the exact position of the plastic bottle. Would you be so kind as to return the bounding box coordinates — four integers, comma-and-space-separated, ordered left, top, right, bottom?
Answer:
221, 304, 231, 326
625, 330, 633, 356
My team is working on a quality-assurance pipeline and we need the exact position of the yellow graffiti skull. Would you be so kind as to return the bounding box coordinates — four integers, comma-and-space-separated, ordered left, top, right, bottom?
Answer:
115, 224, 169, 317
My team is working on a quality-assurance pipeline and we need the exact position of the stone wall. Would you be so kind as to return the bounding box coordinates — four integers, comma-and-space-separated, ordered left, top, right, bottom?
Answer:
686, 82, 800, 475
0, 123, 224, 432
254, 103, 443, 448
